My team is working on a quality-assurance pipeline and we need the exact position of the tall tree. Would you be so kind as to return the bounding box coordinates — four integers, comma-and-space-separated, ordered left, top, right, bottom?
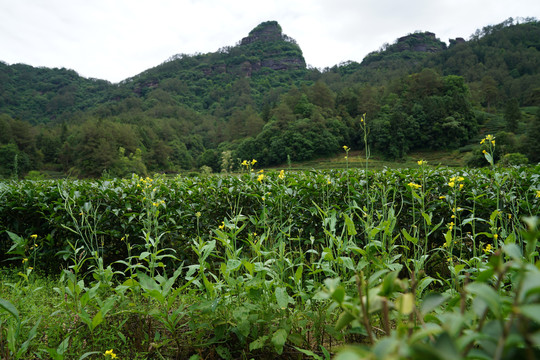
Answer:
503, 98, 521, 133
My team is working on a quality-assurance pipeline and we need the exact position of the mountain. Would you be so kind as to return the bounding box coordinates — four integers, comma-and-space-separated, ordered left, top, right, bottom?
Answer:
0, 18, 539, 177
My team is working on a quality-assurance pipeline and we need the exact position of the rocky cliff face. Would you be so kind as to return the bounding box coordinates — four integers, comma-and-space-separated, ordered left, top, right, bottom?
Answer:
395, 32, 446, 53
237, 21, 306, 74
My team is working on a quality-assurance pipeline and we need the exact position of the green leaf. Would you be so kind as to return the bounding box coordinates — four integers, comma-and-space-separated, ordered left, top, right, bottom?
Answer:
294, 265, 303, 284
396, 293, 415, 315
421, 212, 432, 226
420, 293, 447, 315
275, 287, 291, 309
335, 310, 355, 331
0, 298, 20, 322
271, 328, 288, 354
484, 152, 493, 165
249, 335, 269, 351
343, 213, 357, 236
466, 282, 501, 318
91, 310, 103, 331
293, 347, 323, 360
502, 243, 522, 260
402, 228, 418, 245
519, 304, 540, 323
331, 286, 346, 304
78, 351, 101, 360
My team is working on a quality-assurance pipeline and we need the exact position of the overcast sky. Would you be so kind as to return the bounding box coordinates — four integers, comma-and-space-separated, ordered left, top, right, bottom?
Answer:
1, 0, 539, 83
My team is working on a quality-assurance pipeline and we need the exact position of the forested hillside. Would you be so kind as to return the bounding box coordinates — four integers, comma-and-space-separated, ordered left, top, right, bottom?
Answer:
0, 18, 539, 178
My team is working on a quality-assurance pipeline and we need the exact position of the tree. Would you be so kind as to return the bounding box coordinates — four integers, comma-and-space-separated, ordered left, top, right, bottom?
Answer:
503, 98, 521, 133
525, 108, 540, 163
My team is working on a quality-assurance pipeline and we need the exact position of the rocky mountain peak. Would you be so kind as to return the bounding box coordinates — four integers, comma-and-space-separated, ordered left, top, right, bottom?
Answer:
240, 21, 283, 45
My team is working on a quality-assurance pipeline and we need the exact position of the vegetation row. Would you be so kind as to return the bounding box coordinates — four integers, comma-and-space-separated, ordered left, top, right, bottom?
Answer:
1, 160, 540, 358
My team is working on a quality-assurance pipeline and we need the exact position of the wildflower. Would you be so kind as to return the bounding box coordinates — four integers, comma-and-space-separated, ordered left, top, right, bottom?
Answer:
491, 140, 495, 145
28, 267, 33, 270
536, 190, 540, 198
482, 150, 487, 154
22, 258, 28, 264
439, 195, 446, 200
30, 234, 37, 240
407, 182, 421, 190
196, 211, 201, 218
218, 221, 225, 230
258, 169, 264, 174
459, 184, 464, 190
104, 349, 117, 358
448, 222, 455, 231
279, 169, 285, 180
493, 234, 499, 240
251, 159, 257, 165
34, 244, 38, 248
508, 214, 512, 219
241, 160, 249, 167
343, 145, 349, 151
262, 196, 265, 201
483, 244, 493, 254
417, 160, 425, 166
257, 174, 265, 182
448, 181, 455, 188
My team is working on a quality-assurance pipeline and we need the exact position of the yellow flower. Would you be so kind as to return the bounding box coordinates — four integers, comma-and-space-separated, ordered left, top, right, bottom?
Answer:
278, 169, 285, 180
262, 196, 265, 201
493, 234, 498, 240
508, 214, 512, 219
218, 221, 225, 230
536, 190, 540, 198
491, 140, 495, 145
104, 349, 117, 358
258, 169, 264, 174
459, 184, 464, 190
28, 267, 33, 270
417, 160, 425, 166
30, 234, 37, 240
448, 181, 455, 188
251, 159, 257, 165
257, 174, 265, 182
457, 176, 464, 182
482, 150, 487, 154
448, 222, 455, 231
407, 182, 421, 190
483, 244, 493, 254
480, 138, 485, 144
195, 211, 201, 218
342, 145, 349, 151
439, 195, 446, 200
22, 258, 28, 264
241, 160, 249, 167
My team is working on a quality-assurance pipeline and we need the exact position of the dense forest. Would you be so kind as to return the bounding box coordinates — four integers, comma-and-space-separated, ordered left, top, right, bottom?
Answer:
1, 18, 539, 178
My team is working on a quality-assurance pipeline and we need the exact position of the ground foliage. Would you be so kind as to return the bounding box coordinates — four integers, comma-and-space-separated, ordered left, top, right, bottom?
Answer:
1, 163, 540, 359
